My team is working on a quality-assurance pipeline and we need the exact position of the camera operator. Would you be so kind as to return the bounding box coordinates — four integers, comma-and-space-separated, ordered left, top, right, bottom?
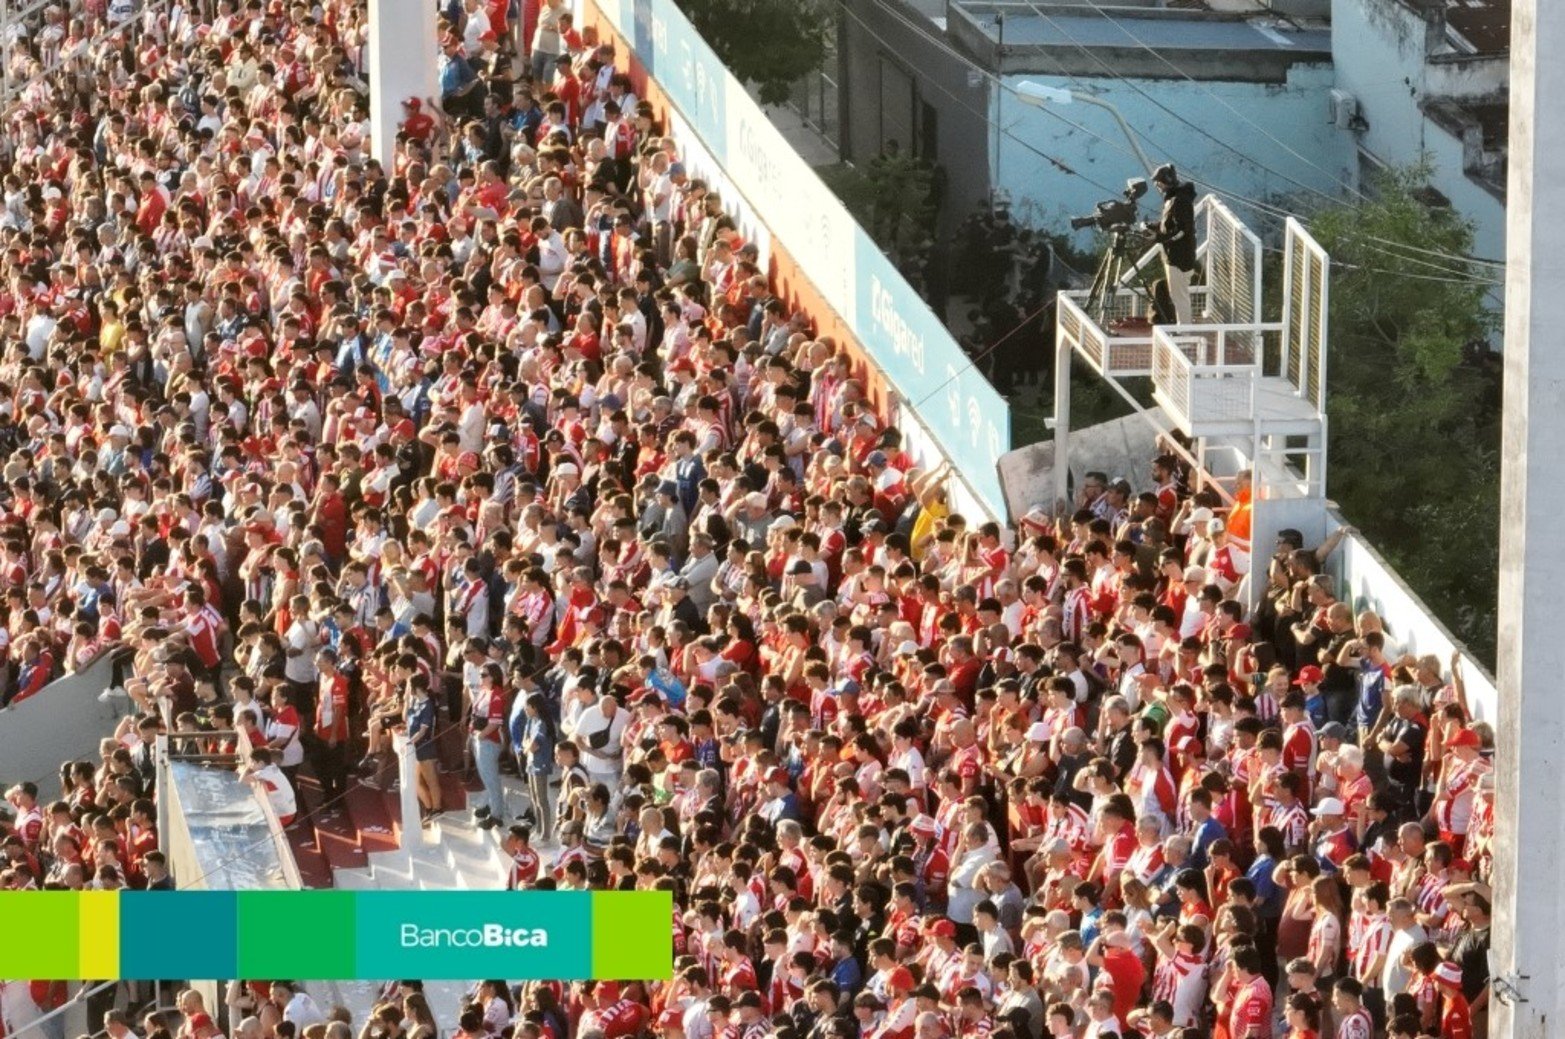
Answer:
1148, 164, 1198, 324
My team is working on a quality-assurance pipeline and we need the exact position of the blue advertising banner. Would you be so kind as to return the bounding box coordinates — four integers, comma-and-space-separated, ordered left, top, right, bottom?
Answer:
627, 0, 728, 156
596, 0, 1012, 518
853, 230, 1010, 511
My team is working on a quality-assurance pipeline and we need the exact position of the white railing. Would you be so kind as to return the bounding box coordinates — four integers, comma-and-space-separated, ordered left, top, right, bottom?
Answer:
395, 733, 435, 847
1282, 217, 1330, 411
1197, 195, 1265, 329
1057, 289, 1162, 377
1150, 324, 1271, 428
1057, 285, 1224, 379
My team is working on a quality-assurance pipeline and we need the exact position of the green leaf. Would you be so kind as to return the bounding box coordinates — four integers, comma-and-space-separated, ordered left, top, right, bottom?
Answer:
1310, 164, 1501, 666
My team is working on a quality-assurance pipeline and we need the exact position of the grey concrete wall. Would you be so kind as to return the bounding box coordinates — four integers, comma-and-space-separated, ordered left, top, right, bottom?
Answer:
0, 651, 129, 794
838, 0, 993, 239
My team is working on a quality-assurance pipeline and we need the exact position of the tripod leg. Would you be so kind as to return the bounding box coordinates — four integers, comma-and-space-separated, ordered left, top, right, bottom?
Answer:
1086, 253, 1114, 321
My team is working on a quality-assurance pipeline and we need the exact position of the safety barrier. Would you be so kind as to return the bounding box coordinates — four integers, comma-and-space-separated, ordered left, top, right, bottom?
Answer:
156, 728, 302, 891
0, 649, 131, 793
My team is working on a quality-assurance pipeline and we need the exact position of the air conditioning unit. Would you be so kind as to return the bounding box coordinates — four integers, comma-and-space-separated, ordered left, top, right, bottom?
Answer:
1330, 88, 1361, 130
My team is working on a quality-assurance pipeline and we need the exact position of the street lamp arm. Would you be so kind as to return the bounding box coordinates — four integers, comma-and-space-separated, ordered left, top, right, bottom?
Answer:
1013, 80, 1157, 181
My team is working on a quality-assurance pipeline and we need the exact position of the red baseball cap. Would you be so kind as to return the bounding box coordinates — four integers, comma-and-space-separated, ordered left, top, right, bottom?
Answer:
1296, 665, 1324, 685
1447, 727, 1481, 749
925, 918, 957, 938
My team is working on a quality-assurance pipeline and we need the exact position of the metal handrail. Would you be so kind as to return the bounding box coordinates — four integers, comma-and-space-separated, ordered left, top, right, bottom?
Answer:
18, 981, 119, 1038
84, 1002, 184, 1039
234, 726, 305, 890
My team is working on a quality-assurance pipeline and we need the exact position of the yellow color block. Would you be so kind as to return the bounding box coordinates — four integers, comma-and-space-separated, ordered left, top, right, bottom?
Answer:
77, 891, 120, 978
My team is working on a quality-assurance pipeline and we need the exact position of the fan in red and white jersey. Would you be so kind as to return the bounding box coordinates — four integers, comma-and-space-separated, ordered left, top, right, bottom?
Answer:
1150, 922, 1209, 1029
1330, 979, 1375, 1039
1431, 727, 1492, 852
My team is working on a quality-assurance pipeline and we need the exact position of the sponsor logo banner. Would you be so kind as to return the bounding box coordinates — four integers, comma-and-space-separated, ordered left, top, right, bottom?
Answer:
0, 890, 672, 980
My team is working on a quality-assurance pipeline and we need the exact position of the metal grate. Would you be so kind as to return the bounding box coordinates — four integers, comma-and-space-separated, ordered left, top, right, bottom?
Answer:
1282, 219, 1330, 410
1201, 197, 1262, 328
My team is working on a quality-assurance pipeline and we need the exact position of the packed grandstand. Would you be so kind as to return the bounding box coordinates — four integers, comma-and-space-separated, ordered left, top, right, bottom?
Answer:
0, 0, 1496, 1037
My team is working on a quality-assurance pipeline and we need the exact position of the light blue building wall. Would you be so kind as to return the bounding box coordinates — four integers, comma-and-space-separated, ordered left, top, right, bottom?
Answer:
1330, 0, 1507, 264
990, 63, 1352, 241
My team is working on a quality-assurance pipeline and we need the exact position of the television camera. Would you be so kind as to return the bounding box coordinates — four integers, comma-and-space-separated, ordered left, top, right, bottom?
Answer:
1071, 177, 1149, 233
1072, 177, 1168, 324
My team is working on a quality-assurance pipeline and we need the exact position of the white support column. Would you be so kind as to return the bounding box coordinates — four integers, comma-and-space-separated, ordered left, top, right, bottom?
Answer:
1051, 333, 1072, 513
1491, 0, 1565, 1034
366, 0, 439, 168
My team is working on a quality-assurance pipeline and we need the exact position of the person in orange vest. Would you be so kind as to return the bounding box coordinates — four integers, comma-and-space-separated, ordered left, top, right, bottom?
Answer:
1227, 468, 1254, 552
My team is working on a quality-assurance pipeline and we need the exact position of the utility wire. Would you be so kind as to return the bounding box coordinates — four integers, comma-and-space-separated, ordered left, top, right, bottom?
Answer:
1000, 0, 1508, 280
857, 0, 1505, 281
853, 0, 1314, 233
1359, 233, 1505, 270
1334, 262, 1502, 286
1071, 0, 1374, 207
835, 0, 1132, 196
1009, 0, 1350, 209
1350, 240, 1503, 285
905, 297, 1056, 413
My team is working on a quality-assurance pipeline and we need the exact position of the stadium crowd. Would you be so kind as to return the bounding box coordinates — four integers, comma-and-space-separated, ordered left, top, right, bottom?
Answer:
0, 0, 1498, 1037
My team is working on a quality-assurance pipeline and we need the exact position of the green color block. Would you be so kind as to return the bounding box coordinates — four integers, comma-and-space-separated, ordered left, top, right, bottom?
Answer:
356, 891, 591, 980
0, 892, 80, 977
238, 891, 357, 978
591, 891, 673, 979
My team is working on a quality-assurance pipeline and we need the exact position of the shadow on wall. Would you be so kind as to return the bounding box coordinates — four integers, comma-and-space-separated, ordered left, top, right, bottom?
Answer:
1325, 511, 1498, 721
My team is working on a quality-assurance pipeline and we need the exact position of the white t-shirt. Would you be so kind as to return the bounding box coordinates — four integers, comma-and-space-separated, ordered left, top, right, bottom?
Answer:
284, 619, 319, 685
254, 763, 297, 819
284, 992, 325, 1028
265, 711, 305, 768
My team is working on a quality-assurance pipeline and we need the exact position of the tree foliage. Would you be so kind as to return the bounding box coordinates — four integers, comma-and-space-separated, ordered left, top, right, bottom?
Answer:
818, 151, 940, 290
673, 0, 833, 105
1309, 164, 1502, 665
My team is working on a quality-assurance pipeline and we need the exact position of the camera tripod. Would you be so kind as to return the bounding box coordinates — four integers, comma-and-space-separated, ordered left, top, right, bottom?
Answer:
1082, 226, 1170, 326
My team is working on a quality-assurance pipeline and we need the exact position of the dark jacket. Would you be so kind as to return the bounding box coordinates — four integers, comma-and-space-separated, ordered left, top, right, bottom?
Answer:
1156, 182, 1198, 272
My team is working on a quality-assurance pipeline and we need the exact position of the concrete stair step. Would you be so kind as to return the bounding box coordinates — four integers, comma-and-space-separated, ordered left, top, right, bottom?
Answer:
330, 866, 377, 889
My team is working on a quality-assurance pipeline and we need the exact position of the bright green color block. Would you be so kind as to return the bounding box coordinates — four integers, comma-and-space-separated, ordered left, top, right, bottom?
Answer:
590, 890, 674, 979
0, 892, 80, 977
237, 891, 357, 978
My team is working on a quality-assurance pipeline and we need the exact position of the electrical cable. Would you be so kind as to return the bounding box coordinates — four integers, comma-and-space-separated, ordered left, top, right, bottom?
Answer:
856, 0, 1505, 280
904, 297, 1056, 413
1349, 240, 1503, 285
1071, 0, 1376, 207
1009, 0, 1351, 208
832, 0, 1129, 196
849, 0, 1315, 234
1333, 262, 1500, 285
1012, 0, 1511, 279
1358, 233, 1505, 270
